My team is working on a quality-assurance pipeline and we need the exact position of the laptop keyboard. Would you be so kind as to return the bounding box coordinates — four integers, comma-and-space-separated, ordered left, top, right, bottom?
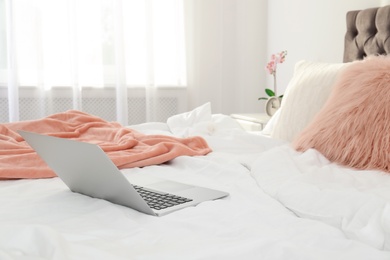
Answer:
133, 185, 193, 210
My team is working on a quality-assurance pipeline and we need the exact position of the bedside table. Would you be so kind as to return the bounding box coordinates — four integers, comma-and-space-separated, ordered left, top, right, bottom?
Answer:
230, 113, 270, 131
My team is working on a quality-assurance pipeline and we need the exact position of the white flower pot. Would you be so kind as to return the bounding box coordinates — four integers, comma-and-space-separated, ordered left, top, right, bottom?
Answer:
265, 97, 281, 116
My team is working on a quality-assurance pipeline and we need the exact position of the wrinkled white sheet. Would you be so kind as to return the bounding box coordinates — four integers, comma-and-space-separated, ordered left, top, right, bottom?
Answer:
1, 104, 390, 259
251, 145, 390, 253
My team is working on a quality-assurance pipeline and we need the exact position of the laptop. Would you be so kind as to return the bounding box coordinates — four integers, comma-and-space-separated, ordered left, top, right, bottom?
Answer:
19, 130, 228, 216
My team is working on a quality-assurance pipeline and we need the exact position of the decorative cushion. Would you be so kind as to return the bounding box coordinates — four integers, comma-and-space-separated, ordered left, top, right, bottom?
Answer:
293, 55, 390, 173
271, 61, 349, 142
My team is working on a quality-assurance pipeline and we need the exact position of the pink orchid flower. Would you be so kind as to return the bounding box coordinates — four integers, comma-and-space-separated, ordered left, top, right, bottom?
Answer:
265, 50, 287, 75
259, 50, 287, 100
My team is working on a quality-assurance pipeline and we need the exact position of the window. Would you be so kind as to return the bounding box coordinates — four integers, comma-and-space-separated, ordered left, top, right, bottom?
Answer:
1, 0, 187, 123
1, 0, 186, 88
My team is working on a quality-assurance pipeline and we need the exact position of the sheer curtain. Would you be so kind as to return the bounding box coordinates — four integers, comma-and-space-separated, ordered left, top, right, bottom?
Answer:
183, 0, 267, 116
0, 0, 187, 125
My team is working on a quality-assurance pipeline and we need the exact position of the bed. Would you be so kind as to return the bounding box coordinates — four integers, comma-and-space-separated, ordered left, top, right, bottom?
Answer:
2, 5, 390, 260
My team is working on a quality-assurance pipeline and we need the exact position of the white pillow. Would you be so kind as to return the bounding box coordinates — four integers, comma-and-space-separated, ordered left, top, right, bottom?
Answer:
167, 102, 214, 137
261, 109, 281, 136
271, 60, 350, 142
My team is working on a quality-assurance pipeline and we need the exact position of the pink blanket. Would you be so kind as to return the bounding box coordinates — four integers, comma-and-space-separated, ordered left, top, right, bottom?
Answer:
0, 110, 211, 179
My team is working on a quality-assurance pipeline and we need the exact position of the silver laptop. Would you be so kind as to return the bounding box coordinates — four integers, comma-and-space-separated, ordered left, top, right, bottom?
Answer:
19, 130, 229, 216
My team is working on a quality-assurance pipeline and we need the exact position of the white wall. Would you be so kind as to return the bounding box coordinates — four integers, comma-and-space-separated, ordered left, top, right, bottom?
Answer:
185, 0, 387, 115
267, 0, 383, 95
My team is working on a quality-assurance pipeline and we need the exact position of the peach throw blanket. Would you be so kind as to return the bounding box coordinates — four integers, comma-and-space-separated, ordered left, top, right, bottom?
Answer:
0, 110, 211, 179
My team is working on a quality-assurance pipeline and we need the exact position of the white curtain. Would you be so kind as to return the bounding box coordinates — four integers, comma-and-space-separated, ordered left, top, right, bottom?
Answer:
0, 0, 187, 125
1, 0, 269, 124
183, 0, 267, 115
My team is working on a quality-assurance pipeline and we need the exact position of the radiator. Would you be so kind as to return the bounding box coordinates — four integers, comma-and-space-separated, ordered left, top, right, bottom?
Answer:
0, 87, 187, 124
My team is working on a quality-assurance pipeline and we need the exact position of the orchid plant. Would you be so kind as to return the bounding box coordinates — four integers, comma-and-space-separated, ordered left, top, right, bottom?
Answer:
258, 50, 287, 101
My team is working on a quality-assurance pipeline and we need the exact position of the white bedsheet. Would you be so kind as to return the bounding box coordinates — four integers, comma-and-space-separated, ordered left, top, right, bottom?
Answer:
251, 145, 390, 252
1, 105, 390, 259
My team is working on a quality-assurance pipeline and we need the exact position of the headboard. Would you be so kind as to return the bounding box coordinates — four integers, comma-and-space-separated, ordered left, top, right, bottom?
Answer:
344, 5, 390, 62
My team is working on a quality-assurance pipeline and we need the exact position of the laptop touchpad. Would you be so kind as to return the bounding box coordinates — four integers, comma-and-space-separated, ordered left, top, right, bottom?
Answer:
149, 181, 194, 193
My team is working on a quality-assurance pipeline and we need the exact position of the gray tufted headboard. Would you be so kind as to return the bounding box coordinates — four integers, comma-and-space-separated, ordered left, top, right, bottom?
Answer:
344, 5, 390, 62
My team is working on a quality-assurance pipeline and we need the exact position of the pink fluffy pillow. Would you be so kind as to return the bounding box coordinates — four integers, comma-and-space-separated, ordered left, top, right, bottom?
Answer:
293, 55, 390, 173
